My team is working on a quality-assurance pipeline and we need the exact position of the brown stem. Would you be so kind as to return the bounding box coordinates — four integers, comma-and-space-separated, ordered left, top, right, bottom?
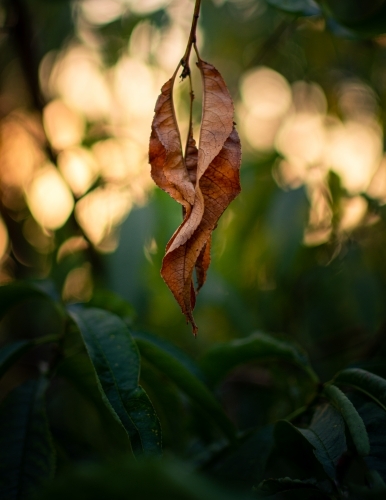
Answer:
181, 0, 202, 78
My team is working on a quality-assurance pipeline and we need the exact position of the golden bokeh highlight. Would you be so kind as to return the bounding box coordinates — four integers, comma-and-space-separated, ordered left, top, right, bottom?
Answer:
49, 45, 111, 121
26, 164, 74, 230
327, 121, 382, 194
239, 68, 386, 242
43, 100, 85, 150
57, 236, 89, 263
0, 217, 9, 261
58, 147, 98, 197
62, 263, 93, 303
240, 67, 292, 151
75, 186, 131, 247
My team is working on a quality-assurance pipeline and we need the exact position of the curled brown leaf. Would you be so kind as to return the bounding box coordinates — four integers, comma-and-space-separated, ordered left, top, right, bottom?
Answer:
149, 57, 241, 335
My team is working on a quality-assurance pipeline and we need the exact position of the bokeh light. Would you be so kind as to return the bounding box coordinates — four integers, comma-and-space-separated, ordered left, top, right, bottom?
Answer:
239, 67, 292, 151
58, 147, 98, 197
26, 164, 74, 230
43, 100, 85, 151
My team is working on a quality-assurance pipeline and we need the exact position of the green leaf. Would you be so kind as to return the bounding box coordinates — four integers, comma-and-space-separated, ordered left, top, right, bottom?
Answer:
273, 420, 328, 480
298, 403, 347, 480
356, 400, 386, 481
334, 368, 386, 412
87, 289, 136, 326
37, 456, 247, 500
258, 477, 331, 499
68, 307, 161, 457
204, 425, 274, 490
0, 282, 53, 321
200, 332, 318, 387
0, 334, 62, 379
324, 384, 370, 457
132, 331, 236, 443
0, 378, 56, 499
56, 351, 132, 455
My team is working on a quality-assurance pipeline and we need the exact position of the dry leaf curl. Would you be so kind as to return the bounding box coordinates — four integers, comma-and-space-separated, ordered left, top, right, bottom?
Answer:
149, 56, 241, 335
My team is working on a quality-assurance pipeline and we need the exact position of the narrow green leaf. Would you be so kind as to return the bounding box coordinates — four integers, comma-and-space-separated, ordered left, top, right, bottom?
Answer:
298, 403, 347, 479
200, 332, 318, 387
68, 307, 162, 456
132, 331, 236, 443
0, 378, 56, 499
356, 400, 386, 481
324, 384, 370, 457
57, 351, 132, 454
334, 368, 386, 412
0, 334, 62, 379
273, 420, 328, 479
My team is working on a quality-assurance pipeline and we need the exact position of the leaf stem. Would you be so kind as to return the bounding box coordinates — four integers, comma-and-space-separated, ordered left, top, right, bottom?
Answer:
181, 0, 202, 78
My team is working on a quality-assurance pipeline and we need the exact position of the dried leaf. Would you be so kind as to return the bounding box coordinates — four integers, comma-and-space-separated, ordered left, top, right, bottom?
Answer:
149, 57, 241, 335
150, 71, 195, 214
196, 238, 211, 292
161, 128, 241, 334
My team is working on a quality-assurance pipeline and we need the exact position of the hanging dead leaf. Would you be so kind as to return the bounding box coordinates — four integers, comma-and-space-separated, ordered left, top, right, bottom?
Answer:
149, 51, 241, 335
150, 70, 195, 216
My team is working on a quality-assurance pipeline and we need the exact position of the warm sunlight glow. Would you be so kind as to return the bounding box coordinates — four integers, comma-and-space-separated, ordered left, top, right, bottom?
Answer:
26, 164, 74, 230
113, 56, 156, 118
338, 80, 378, 121
62, 264, 93, 302
0, 217, 9, 261
240, 67, 291, 151
367, 155, 386, 204
58, 147, 98, 196
43, 100, 85, 150
81, 0, 124, 25
327, 121, 383, 194
50, 46, 111, 121
57, 236, 89, 262
0, 115, 44, 190
339, 196, 368, 232
292, 81, 327, 116
276, 114, 326, 168
125, 0, 170, 15
75, 186, 131, 245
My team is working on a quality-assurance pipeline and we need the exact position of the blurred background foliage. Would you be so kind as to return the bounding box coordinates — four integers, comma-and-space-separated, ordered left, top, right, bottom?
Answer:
3, 0, 386, 491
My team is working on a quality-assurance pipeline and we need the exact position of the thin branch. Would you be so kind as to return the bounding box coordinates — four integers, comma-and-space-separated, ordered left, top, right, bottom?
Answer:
180, 0, 202, 78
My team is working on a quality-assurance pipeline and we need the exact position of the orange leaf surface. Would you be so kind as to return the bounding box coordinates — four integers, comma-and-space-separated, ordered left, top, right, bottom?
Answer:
149, 57, 241, 335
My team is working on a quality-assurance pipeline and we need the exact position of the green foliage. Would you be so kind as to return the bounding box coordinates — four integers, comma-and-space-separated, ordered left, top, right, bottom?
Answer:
68, 307, 162, 456
0, 281, 386, 498
0, 378, 55, 499
200, 331, 318, 386
324, 384, 370, 457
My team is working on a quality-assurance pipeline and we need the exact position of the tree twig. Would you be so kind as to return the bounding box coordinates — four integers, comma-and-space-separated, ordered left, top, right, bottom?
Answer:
181, 0, 202, 78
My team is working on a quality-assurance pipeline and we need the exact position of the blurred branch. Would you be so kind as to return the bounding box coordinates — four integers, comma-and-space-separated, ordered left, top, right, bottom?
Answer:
9, 0, 45, 114
181, 0, 202, 78
252, 17, 297, 66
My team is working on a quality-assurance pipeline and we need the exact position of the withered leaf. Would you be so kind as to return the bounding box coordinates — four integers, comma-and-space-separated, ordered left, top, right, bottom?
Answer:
149, 57, 241, 335
150, 70, 195, 215
161, 128, 241, 334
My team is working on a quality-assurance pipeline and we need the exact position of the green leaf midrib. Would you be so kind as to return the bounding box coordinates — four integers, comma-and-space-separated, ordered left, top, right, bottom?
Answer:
81, 319, 144, 452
